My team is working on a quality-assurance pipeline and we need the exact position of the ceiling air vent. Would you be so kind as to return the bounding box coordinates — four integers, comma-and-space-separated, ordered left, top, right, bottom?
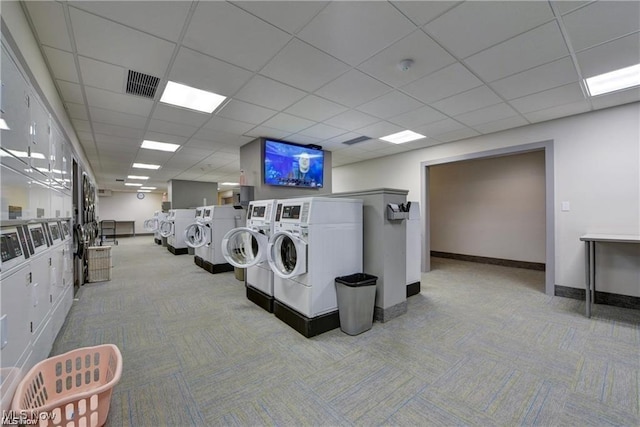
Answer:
342, 136, 371, 146
126, 70, 160, 99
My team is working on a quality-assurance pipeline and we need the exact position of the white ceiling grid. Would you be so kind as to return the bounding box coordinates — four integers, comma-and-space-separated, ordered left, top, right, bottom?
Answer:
19, 0, 640, 192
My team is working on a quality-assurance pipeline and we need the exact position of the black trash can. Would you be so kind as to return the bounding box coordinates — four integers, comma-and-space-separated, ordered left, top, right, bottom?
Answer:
335, 273, 378, 335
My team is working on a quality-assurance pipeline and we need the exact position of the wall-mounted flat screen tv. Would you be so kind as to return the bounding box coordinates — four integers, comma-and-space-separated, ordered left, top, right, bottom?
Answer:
264, 139, 324, 188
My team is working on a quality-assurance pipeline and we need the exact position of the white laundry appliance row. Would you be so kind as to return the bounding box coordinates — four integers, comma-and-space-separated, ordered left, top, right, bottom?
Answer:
159, 209, 196, 255
221, 197, 363, 338
1, 219, 74, 412
143, 211, 167, 246
185, 205, 245, 274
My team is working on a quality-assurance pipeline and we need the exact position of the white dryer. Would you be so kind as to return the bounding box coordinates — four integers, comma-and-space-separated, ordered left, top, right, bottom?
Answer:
159, 209, 195, 255
185, 205, 244, 273
267, 197, 363, 337
0, 225, 33, 412
144, 211, 167, 245
221, 199, 277, 312
184, 206, 208, 269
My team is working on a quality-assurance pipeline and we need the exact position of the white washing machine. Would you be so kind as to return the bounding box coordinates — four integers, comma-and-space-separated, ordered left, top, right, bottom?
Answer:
267, 197, 363, 337
0, 225, 34, 412
159, 209, 195, 255
221, 199, 277, 312
144, 211, 167, 245
185, 205, 244, 273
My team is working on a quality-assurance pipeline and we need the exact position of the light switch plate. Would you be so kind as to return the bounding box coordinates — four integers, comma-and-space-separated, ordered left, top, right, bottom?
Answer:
561, 201, 570, 212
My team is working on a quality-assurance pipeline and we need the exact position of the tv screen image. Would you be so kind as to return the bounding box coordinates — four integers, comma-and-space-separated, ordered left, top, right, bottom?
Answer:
264, 140, 324, 188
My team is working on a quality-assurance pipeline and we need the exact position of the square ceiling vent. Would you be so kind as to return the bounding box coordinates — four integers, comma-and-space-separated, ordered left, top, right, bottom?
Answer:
126, 70, 160, 99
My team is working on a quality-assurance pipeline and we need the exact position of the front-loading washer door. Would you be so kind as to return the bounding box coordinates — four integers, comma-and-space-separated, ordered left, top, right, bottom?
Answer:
159, 220, 174, 238
267, 231, 307, 279
184, 222, 210, 248
221, 227, 268, 268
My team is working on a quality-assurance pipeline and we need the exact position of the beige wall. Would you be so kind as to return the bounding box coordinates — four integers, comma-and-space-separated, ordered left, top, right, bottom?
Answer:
97, 191, 164, 235
429, 151, 545, 263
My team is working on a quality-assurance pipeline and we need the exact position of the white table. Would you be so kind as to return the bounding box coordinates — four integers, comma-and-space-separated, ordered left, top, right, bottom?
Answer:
579, 234, 640, 317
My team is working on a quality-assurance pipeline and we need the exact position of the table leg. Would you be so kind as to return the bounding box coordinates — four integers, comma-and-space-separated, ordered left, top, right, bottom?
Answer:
590, 241, 596, 306
585, 241, 591, 318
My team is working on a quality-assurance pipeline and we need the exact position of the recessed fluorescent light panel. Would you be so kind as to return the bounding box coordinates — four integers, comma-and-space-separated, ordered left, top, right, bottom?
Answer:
127, 175, 149, 180
140, 186, 157, 190
0, 118, 10, 130
160, 81, 226, 114
132, 163, 161, 170
584, 63, 640, 96
220, 182, 239, 186
141, 140, 180, 152
380, 130, 426, 144
124, 183, 143, 187
137, 190, 151, 193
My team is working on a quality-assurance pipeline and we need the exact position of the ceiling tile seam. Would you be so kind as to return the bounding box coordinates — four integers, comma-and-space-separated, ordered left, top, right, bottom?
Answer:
131, 1, 200, 179
229, 1, 331, 37
548, 1, 593, 110
557, 0, 598, 17
571, 29, 640, 55
59, 1, 104, 173
389, 0, 463, 27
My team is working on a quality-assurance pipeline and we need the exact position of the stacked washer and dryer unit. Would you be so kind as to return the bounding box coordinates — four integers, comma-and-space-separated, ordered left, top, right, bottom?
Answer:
185, 205, 245, 274
222, 197, 363, 337
221, 199, 278, 312
159, 209, 196, 255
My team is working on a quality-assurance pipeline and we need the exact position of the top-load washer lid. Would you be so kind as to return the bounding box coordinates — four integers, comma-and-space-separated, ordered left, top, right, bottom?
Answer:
184, 222, 211, 248
267, 231, 307, 279
221, 227, 270, 268
159, 220, 174, 238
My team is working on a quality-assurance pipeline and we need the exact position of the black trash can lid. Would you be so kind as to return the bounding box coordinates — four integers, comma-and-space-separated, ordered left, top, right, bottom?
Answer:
335, 273, 378, 287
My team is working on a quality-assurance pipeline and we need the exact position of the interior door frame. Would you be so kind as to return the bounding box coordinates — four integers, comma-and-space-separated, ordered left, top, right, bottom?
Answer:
420, 140, 555, 295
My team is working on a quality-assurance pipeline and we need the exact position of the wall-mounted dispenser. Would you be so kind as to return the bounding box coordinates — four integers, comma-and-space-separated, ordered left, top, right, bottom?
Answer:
387, 202, 410, 221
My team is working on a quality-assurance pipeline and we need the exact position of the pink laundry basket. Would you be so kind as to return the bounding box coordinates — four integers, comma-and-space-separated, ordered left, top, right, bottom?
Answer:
12, 344, 123, 427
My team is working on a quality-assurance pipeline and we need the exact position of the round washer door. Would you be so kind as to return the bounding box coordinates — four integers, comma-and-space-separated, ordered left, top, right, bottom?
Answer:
184, 222, 210, 248
159, 220, 174, 238
267, 231, 307, 279
221, 227, 269, 268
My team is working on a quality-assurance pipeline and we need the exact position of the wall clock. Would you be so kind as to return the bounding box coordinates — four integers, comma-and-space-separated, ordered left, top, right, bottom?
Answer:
137, 192, 145, 199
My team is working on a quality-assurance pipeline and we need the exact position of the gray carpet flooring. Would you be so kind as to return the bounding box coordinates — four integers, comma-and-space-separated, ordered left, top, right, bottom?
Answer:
52, 237, 640, 426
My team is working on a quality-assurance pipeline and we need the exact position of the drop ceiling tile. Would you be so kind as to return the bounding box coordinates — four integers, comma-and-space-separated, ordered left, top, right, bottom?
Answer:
576, 33, 640, 79
65, 103, 89, 121
42, 47, 79, 83
85, 86, 153, 117
260, 39, 349, 92
97, 142, 139, 153
94, 133, 138, 146
284, 134, 323, 145
402, 62, 483, 103
390, 1, 461, 26
590, 87, 640, 111
314, 70, 391, 108
388, 105, 448, 128
216, 100, 278, 125
354, 121, 404, 139
323, 110, 380, 131
89, 107, 147, 130
298, 2, 416, 66
70, 1, 191, 42
261, 113, 315, 133
131, 149, 173, 164
70, 7, 175, 76
354, 139, 393, 152
431, 86, 503, 116
232, 1, 329, 34
24, 2, 72, 51
143, 131, 188, 146
511, 83, 586, 114
56, 81, 84, 104
490, 57, 579, 100
432, 127, 480, 143
284, 95, 348, 122
296, 123, 347, 140
72, 120, 92, 133
358, 31, 456, 88
357, 91, 424, 119
465, 21, 569, 82
93, 122, 145, 140
203, 116, 255, 135
473, 115, 529, 134
235, 76, 307, 111
523, 99, 591, 123
152, 104, 210, 128
147, 119, 198, 138
184, 2, 291, 71
415, 118, 466, 136
78, 56, 126, 93
169, 48, 253, 97
563, 1, 640, 51
191, 127, 253, 146
454, 103, 520, 127
425, 1, 554, 59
